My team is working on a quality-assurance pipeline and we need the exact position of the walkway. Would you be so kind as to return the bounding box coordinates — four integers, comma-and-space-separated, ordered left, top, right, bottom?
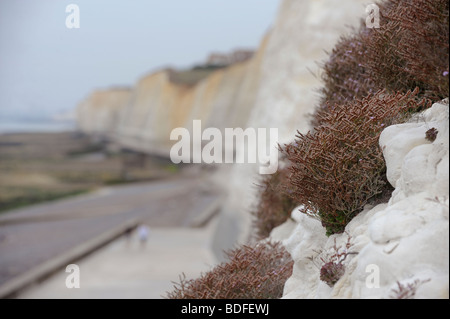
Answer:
0, 173, 223, 298
18, 220, 218, 299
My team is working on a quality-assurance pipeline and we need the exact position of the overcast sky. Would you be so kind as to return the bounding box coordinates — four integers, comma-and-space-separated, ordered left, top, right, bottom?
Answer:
0, 0, 280, 121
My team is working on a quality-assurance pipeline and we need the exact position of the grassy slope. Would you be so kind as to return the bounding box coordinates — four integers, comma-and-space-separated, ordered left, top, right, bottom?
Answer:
0, 132, 179, 213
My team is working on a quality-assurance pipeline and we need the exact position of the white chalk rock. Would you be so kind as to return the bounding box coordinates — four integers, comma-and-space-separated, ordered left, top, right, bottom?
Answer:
380, 100, 449, 191
282, 100, 449, 299
269, 215, 298, 243
282, 208, 328, 298
379, 123, 430, 188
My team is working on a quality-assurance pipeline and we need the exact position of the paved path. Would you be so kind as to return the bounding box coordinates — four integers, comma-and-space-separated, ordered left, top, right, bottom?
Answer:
18, 220, 219, 299
0, 173, 223, 297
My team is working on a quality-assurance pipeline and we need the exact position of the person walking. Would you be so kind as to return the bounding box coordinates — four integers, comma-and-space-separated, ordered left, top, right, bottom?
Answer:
137, 224, 150, 247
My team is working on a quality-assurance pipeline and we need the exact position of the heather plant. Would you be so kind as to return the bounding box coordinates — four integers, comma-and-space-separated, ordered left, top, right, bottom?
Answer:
308, 234, 355, 287
251, 163, 298, 240
425, 127, 438, 142
365, 0, 449, 101
316, 28, 377, 125
165, 241, 293, 299
283, 89, 430, 235
320, 261, 345, 287
313, 0, 449, 126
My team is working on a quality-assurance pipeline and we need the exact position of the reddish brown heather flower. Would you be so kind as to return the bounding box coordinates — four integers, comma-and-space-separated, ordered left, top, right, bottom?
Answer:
313, 0, 448, 127
320, 262, 346, 287
284, 89, 430, 236
365, 0, 449, 100
315, 27, 377, 127
251, 163, 298, 240
165, 241, 293, 299
425, 127, 438, 142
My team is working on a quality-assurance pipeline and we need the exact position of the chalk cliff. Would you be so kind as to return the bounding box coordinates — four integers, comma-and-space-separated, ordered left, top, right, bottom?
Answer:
213, 0, 371, 252
75, 0, 449, 298
77, 36, 268, 156
274, 100, 449, 298
76, 0, 369, 154
76, 0, 371, 254
76, 88, 131, 139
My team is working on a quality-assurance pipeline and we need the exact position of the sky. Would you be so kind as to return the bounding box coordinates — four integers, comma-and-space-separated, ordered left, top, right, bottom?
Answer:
0, 0, 280, 122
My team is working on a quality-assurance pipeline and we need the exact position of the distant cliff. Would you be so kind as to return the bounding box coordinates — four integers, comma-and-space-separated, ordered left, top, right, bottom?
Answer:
76, 0, 371, 252
76, 88, 131, 139
76, 41, 267, 155
76, 0, 370, 157
76, 0, 370, 250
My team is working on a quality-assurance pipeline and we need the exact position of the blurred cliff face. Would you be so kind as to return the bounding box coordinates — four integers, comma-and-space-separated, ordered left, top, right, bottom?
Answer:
77, 0, 369, 157
76, 0, 372, 248
76, 43, 268, 157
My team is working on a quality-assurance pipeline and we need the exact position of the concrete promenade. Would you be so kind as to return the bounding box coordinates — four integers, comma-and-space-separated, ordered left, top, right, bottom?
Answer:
18, 219, 219, 299
0, 172, 223, 298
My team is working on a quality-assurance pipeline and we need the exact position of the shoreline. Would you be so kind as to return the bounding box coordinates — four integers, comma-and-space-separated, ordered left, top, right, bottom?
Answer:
0, 121, 76, 135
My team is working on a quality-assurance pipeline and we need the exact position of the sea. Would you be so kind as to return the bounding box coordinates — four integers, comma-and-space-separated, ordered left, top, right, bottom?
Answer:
0, 120, 76, 135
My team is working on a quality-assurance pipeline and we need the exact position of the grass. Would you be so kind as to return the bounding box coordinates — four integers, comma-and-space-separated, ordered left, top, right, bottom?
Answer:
167, 67, 224, 86
0, 188, 89, 213
0, 132, 181, 214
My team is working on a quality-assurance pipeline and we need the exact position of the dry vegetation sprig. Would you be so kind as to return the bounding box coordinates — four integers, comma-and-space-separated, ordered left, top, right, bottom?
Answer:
165, 241, 293, 299
283, 89, 430, 236
389, 278, 431, 299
